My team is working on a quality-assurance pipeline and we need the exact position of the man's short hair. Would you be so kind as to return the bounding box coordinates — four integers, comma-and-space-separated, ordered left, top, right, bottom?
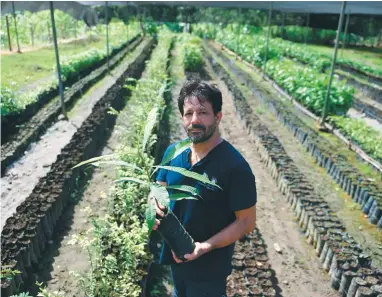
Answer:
178, 79, 223, 116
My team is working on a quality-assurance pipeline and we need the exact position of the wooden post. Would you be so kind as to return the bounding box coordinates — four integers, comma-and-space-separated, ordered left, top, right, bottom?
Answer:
263, 1, 273, 77
319, 1, 347, 128
12, 1, 21, 53
50, 1, 67, 119
5, 15, 12, 51
342, 11, 350, 51
105, 1, 110, 70
304, 13, 310, 44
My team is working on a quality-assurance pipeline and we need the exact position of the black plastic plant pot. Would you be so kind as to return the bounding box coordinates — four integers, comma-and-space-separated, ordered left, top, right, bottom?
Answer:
157, 208, 196, 262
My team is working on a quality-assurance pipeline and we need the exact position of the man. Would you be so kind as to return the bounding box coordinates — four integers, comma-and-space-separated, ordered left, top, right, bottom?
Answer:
154, 79, 257, 297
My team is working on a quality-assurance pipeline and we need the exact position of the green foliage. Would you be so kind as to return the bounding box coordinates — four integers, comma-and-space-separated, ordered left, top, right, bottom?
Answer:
216, 28, 280, 67
214, 26, 354, 116
1, 22, 140, 116
214, 24, 381, 79
1, 86, 19, 115
0, 266, 20, 281
329, 116, 382, 162
10, 293, 33, 297
266, 59, 354, 116
60, 49, 104, 80
181, 35, 203, 71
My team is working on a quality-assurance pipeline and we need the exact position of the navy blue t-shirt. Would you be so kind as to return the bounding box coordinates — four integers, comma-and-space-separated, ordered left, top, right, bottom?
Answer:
156, 139, 257, 281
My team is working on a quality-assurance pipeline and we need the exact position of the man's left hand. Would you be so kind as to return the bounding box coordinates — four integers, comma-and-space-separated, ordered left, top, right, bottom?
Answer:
172, 242, 212, 263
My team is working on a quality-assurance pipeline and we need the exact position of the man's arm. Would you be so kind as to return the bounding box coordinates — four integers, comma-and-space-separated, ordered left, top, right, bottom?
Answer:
174, 204, 257, 263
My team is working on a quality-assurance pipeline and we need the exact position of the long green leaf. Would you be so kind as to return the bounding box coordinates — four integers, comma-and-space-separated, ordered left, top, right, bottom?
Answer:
72, 154, 117, 169
150, 183, 170, 208
141, 107, 158, 152
160, 139, 191, 166
92, 160, 144, 172
114, 177, 146, 185
145, 199, 156, 233
169, 193, 198, 201
154, 166, 222, 190
151, 139, 191, 176
165, 185, 200, 196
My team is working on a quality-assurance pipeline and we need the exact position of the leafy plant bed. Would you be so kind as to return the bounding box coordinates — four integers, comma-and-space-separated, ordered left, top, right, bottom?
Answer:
1, 34, 141, 145
206, 42, 382, 229
1, 37, 145, 177
0, 38, 155, 297
205, 52, 382, 296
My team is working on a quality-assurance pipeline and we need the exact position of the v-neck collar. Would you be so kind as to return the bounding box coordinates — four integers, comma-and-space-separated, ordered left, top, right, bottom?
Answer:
184, 139, 226, 170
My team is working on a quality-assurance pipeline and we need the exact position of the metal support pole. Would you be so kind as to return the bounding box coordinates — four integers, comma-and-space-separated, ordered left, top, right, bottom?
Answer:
5, 15, 12, 51
12, 1, 21, 53
50, 1, 67, 119
281, 12, 285, 39
304, 13, 310, 44
263, 1, 273, 77
105, 1, 110, 70
138, 6, 145, 36
320, 1, 346, 127
342, 10, 350, 51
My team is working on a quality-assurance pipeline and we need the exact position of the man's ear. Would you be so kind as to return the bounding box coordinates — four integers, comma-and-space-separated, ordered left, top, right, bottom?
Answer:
216, 111, 223, 124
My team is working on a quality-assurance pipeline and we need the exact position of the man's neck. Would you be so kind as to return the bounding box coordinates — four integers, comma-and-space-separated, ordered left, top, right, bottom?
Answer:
190, 132, 223, 165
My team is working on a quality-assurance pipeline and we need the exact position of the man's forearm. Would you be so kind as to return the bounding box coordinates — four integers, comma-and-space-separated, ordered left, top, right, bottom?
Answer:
204, 217, 255, 252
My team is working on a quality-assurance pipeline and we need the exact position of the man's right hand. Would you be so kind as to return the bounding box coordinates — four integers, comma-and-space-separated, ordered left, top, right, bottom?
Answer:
152, 201, 166, 231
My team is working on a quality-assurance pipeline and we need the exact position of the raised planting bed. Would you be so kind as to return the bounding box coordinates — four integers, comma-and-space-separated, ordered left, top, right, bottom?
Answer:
1, 34, 141, 145
205, 51, 382, 296
207, 42, 382, 229
352, 98, 382, 124
0, 38, 155, 297
336, 71, 382, 105
1, 36, 144, 177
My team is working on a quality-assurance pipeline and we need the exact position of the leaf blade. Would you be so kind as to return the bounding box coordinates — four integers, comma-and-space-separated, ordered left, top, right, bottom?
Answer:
154, 165, 222, 190
160, 139, 191, 166
165, 185, 200, 196
141, 107, 158, 153
92, 160, 144, 172
71, 154, 117, 169
169, 193, 198, 201
114, 177, 146, 185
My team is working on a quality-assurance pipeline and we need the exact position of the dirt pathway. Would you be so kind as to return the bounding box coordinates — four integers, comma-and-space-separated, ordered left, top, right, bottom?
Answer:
34, 121, 119, 296
205, 42, 382, 267
0, 41, 147, 230
203, 60, 339, 297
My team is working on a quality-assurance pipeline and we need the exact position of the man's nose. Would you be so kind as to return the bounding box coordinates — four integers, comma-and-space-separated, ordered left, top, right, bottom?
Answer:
191, 112, 201, 124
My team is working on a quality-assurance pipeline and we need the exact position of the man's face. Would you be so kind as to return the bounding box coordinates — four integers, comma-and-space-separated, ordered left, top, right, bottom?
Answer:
182, 97, 222, 144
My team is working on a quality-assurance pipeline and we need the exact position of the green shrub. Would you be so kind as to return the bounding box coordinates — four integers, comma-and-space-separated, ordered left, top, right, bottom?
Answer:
329, 116, 382, 162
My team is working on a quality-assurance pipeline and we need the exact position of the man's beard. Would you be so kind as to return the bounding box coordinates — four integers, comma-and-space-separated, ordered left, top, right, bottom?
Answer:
186, 122, 217, 144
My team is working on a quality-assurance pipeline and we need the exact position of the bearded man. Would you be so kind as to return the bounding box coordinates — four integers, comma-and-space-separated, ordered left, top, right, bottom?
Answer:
154, 79, 257, 297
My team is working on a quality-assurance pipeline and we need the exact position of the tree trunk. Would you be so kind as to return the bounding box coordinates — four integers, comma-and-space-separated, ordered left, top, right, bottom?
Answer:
5, 15, 12, 51
30, 27, 34, 47
47, 21, 52, 43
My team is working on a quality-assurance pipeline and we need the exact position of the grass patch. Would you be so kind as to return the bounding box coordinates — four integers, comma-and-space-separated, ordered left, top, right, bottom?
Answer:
1, 36, 108, 89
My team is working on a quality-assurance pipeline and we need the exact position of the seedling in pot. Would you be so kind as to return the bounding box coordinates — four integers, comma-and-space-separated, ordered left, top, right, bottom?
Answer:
72, 107, 221, 261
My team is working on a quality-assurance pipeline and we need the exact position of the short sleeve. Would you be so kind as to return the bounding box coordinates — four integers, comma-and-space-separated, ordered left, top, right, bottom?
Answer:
156, 144, 174, 182
228, 161, 257, 211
